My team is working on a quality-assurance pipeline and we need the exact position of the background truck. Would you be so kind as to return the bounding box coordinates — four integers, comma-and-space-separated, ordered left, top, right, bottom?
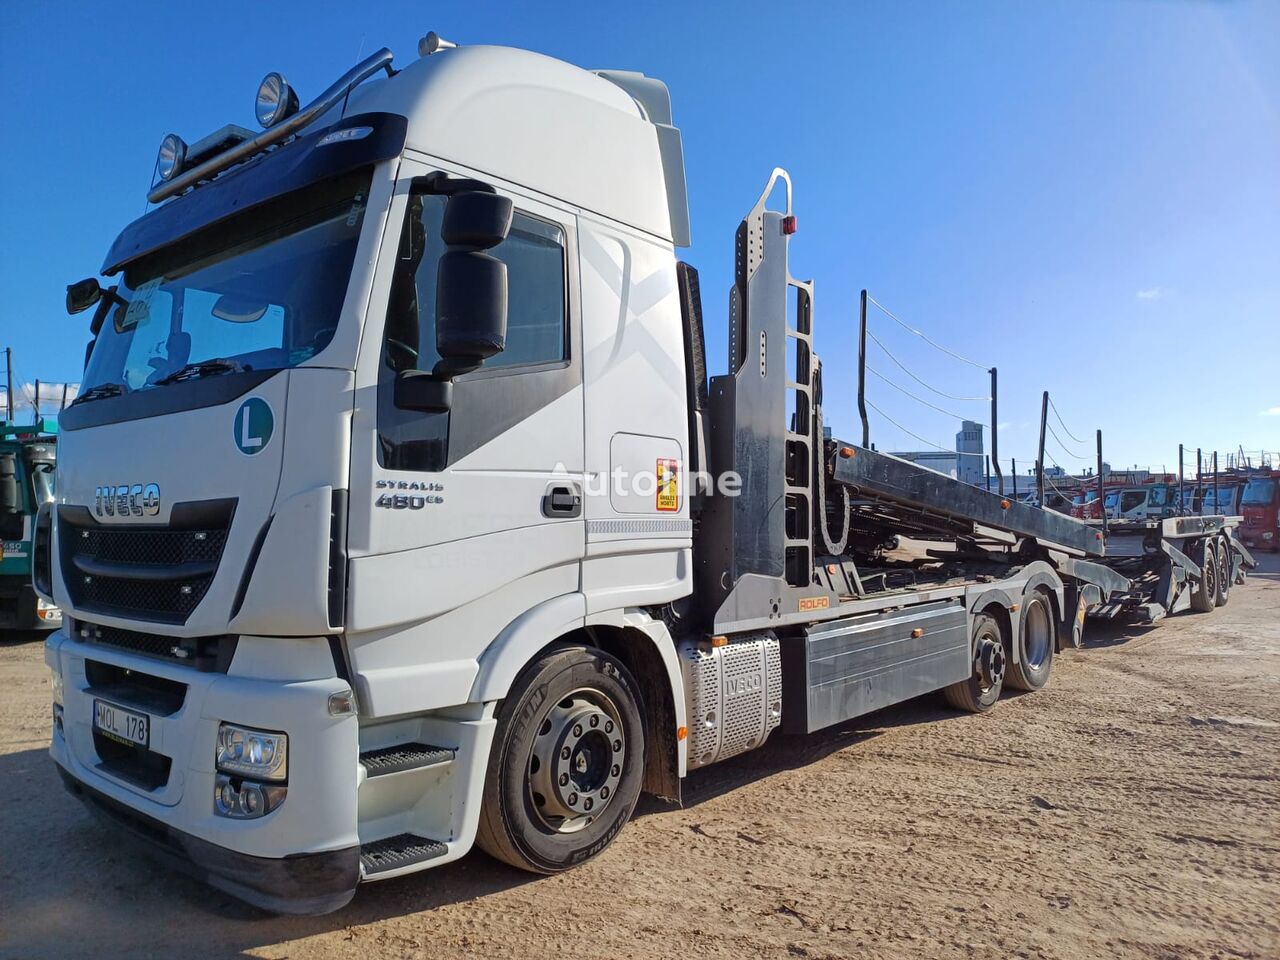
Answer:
41, 35, 1254, 915
1, 418, 60, 629
1240, 470, 1279, 551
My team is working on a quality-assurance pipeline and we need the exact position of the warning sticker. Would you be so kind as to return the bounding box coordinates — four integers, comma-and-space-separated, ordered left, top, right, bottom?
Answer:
656, 459, 679, 512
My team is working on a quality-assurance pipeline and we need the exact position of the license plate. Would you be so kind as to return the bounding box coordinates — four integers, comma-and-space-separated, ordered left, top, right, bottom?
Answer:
93, 699, 150, 748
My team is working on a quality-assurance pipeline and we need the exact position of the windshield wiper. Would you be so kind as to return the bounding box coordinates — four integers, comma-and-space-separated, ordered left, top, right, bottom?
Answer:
153, 358, 248, 386
69, 382, 129, 406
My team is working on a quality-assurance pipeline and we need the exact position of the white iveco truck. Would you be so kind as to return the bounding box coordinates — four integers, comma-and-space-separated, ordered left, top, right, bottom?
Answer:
43, 35, 1252, 914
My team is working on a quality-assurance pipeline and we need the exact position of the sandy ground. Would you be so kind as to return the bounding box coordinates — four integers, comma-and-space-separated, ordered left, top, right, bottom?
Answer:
1, 554, 1277, 960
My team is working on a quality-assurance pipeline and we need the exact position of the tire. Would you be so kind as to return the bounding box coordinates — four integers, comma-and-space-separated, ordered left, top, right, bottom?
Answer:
1214, 538, 1230, 607
1190, 539, 1218, 614
475, 645, 646, 874
1006, 589, 1056, 692
943, 613, 1006, 713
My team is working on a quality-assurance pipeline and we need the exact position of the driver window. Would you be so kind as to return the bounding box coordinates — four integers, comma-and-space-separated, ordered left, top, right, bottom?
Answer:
377, 192, 570, 472
382, 196, 567, 375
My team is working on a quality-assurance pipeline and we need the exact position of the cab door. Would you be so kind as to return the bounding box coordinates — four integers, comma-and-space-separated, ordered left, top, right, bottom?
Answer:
344, 156, 585, 704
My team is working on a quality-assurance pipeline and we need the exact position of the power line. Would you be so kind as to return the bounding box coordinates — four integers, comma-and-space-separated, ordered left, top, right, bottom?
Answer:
1046, 422, 1087, 461
867, 399, 972, 457
866, 294, 988, 370
1047, 395, 1086, 444
866, 364, 989, 427
865, 327, 989, 402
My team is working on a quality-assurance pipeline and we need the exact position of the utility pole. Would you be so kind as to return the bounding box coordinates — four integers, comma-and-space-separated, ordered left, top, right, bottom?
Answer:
4, 347, 12, 421
34, 378, 41, 422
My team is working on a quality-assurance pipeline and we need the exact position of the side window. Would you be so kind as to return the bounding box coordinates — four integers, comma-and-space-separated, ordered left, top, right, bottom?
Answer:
377, 192, 570, 471
382, 196, 567, 378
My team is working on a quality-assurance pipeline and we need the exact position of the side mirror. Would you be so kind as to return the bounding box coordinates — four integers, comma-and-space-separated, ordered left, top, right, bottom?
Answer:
66, 278, 103, 315
391, 184, 513, 415
394, 369, 453, 414
434, 191, 513, 378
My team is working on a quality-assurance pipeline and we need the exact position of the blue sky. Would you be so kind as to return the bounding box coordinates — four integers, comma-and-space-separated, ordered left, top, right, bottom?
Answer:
2, 0, 1277, 473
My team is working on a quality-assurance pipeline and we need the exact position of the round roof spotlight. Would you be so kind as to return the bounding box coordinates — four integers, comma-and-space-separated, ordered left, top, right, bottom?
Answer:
157, 133, 187, 182
255, 72, 300, 128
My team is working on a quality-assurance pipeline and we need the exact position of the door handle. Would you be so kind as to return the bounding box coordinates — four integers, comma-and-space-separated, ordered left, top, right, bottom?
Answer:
542, 483, 582, 518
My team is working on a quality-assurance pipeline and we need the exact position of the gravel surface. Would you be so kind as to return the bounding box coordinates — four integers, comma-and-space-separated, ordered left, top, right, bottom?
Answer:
2, 553, 1277, 960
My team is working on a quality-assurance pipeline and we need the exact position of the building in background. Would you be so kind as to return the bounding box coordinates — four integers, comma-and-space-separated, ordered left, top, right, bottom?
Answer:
890, 420, 985, 486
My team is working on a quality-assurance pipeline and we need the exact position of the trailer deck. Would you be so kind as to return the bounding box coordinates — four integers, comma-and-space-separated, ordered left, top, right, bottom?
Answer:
830, 443, 1106, 558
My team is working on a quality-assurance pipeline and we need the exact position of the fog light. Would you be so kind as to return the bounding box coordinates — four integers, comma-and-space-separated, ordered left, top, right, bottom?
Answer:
53, 703, 64, 737
49, 667, 63, 706
214, 773, 286, 819
216, 723, 287, 781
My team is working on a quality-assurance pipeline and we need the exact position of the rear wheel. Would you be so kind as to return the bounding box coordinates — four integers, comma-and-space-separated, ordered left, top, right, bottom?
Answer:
1214, 538, 1231, 607
476, 645, 646, 874
1006, 589, 1056, 692
943, 613, 1006, 713
1190, 540, 1218, 613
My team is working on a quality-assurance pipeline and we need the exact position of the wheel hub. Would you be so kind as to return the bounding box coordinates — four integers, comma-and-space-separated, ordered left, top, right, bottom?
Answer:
976, 638, 1006, 689
529, 692, 624, 833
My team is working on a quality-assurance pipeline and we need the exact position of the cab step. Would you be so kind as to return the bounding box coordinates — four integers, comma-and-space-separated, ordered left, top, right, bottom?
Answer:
360, 833, 448, 876
359, 742, 453, 778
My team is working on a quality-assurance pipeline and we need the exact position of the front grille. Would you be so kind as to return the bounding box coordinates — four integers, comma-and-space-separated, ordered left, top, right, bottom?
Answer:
59, 500, 235, 624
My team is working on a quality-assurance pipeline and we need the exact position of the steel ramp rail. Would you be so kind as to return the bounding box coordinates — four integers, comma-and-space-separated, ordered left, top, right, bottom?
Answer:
831, 444, 1106, 557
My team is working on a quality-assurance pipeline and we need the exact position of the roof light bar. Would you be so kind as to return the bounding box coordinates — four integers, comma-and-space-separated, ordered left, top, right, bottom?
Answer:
147, 47, 395, 204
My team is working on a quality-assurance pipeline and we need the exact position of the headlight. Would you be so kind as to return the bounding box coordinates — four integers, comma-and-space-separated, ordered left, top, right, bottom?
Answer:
157, 133, 187, 182
255, 72, 300, 128
216, 723, 288, 781
49, 667, 63, 706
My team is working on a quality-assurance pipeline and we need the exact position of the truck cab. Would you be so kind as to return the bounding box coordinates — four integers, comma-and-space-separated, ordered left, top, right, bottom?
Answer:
43, 39, 701, 914
1240, 473, 1279, 551
1, 420, 60, 629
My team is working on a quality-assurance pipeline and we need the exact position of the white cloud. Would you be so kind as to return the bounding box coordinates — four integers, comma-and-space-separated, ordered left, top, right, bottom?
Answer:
1136, 287, 1170, 301
0, 382, 79, 420
1262, 406, 1280, 417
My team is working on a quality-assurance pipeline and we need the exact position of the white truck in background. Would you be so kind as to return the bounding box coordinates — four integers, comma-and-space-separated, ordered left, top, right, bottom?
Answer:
43, 34, 1253, 914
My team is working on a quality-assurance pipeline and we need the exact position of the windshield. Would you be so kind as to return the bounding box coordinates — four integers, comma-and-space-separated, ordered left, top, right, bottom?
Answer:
80, 171, 371, 397
1242, 478, 1277, 506
1104, 492, 1119, 507
1147, 485, 1170, 507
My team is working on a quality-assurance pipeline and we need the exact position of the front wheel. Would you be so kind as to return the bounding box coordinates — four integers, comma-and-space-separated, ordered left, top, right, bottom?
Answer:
1006, 589, 1056, 692
476, 645, 646, 873
943, 613, 1006, 713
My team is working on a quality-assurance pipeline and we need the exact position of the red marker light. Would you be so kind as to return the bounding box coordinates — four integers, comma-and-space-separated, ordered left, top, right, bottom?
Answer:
782, 215, 797, 235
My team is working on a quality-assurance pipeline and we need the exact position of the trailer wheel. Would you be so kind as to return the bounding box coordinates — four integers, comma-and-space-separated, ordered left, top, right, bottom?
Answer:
476, 645, 646, 874
1190, 540, 1218, 614
1213, 538, 1230, 607
943, 613, 1005, 713
1006, 590, 1055, 692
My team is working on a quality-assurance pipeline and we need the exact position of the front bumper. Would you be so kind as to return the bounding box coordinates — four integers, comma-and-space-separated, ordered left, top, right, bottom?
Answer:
47, 628, 362, 914
59, 767, 360, 914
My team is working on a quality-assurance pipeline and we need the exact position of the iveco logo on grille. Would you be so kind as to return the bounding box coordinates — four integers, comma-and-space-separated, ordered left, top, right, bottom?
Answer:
95, 483, 161, 518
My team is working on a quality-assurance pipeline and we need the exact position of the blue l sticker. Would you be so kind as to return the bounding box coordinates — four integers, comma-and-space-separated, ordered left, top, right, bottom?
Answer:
234, 397, 274, 455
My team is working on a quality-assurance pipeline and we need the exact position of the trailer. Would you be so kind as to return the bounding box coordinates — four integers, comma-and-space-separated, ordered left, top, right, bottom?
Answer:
43, 35, 1253, 915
